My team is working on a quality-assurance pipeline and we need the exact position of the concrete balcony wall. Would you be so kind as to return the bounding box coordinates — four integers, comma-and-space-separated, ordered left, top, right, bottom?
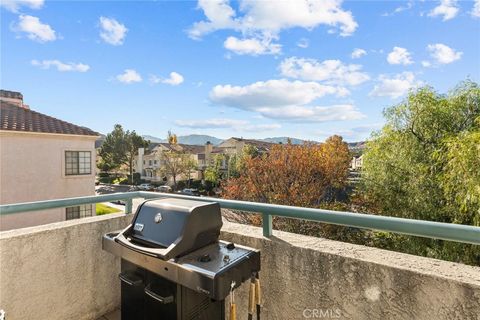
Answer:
220, 220, 480, 320
0, 213, 130, 320
0, 212, 479, 320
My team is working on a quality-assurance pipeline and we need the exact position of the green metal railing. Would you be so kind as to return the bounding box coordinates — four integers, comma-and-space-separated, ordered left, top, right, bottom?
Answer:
1, 191, 479, 245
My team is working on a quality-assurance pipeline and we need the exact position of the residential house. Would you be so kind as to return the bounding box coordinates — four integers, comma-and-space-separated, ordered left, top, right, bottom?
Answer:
351, 155, 363, 170
0, 90, 99, 231
134, 138, 275, 185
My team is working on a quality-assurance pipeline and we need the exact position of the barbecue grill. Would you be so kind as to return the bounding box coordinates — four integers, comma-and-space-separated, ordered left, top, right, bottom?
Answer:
103, 198, 261, 320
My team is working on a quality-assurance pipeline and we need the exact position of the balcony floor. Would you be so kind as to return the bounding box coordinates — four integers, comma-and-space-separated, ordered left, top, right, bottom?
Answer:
97, 309, 120, 320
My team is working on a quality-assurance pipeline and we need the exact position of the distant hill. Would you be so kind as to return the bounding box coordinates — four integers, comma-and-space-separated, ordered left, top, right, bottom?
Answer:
142, 134, 223, 146
261, 137, 306, 144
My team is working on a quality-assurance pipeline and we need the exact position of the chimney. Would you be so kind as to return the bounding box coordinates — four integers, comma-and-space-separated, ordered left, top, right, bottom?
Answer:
0, 90, 28, 109
137, 148, 145, 175
205, 141, 213, 162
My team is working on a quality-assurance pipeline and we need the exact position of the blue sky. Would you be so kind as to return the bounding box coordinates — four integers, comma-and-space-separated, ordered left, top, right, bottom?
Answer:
2, 0, 479, 141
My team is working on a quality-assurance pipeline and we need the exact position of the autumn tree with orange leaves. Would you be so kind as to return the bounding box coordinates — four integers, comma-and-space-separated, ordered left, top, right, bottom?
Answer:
223, 136, 352, 235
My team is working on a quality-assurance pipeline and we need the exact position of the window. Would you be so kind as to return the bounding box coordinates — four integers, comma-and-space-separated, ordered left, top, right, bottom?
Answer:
66, 205, 93, 220
65, 151, 91, 175
149, 160, 152, 166
154, 160, 158, 165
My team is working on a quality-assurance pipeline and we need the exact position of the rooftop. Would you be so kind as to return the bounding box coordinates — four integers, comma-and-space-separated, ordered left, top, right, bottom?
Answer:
0, 101, 99, 136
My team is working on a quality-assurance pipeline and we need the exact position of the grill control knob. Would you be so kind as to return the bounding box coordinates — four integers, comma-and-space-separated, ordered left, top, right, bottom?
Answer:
226, 243, 235, 250
198, 254, 211, 263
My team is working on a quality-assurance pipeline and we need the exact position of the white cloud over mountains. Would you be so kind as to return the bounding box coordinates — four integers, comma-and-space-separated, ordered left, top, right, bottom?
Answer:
13, 15, 56, 42
175, 118, 280, 132
209, 79, 364, 122
387, 47, 413, 65
189, 0, 358, 55
279, 57, 369, 86
31, 59, 90, 72
99, 17, 127, 45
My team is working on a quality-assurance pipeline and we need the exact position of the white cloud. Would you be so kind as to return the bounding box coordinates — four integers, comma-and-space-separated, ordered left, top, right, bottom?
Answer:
188, 0, 358, 55
224, 36, 281, 55
370, 72, 421, 99
1, 0, 44, 12
163, 72, 184, 85
421, 60, 432, 68
387, 47, 413, 65
209, 79, 365, 122
150, 72, 184, 85
189, 0, 358, 38
428, 0, 459, 21
175, 118, 280, 131
13, 15, 56, 42
31, 59, 90, 72
297, 38, 309, 49
210, 79, 347, 110
99, 17, 127, 45
381, 0, 413, 17
473, 0, 480, 17
279, 57, 369, 86
351, 48, 367, 59
255, 104, 365, 122
427, 43, 462, 64
116, 69, 142, 84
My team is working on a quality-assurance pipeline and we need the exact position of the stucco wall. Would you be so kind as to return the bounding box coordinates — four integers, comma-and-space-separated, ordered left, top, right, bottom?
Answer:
0, 212, 479, 320
0, 213, 130, 320
220, 220, 480, 320
0, 131, 97, 231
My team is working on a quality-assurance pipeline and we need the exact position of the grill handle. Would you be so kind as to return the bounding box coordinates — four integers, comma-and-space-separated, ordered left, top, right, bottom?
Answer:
144, 284, 174, 304
114, 228, 170, 259
119, 273, 143, 286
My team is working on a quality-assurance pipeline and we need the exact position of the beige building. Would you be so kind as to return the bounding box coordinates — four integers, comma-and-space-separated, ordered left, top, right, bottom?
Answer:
135, 138, 274, 185
351, 154, 363, 170
0, 90, 99, 231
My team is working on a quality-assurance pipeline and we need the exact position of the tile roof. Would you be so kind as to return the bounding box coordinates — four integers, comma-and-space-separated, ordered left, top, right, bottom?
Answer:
0, 90, 23, 100
1, 101, 99, 136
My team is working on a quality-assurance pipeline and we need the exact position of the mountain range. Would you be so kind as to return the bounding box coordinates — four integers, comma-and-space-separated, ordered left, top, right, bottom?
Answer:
141, 134, 308, 146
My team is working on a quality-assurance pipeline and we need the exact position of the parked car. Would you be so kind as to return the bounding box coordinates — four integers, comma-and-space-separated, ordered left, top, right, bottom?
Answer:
137, 183, 154, 191
155, 185, 172, 193
177, 188, 200, 196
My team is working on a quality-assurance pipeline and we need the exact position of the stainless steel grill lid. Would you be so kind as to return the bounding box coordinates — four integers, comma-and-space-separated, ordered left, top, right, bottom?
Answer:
115, 198, 222, 260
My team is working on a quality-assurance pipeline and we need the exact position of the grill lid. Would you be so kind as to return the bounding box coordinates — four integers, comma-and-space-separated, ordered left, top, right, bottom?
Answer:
115, 198, 222, 260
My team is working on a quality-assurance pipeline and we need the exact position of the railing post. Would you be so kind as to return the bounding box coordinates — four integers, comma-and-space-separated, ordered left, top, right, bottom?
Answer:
262, 213, 272, 237
125, 199, 133, 214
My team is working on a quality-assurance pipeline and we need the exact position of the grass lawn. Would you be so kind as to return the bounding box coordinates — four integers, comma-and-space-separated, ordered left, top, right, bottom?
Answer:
96, 203, 122, 215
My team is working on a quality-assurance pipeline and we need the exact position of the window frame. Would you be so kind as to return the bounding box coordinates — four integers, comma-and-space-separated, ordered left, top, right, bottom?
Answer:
66, 205, 93, 220
65, 150, 92, 176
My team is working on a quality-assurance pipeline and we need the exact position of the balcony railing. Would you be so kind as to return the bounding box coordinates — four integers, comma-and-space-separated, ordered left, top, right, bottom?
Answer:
1, 191, 479, 245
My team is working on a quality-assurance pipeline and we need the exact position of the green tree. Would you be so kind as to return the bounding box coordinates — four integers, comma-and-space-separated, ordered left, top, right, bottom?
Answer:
359, 81, 480, 264
99, 124, 149, 184
204, 154, 225, 186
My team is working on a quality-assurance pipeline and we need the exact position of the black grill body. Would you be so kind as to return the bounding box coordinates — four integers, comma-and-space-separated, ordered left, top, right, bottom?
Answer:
102, 198, 260, 320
